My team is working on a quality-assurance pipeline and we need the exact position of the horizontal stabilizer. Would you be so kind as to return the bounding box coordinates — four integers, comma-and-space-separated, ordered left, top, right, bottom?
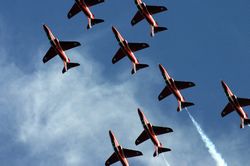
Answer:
177, 101, 194, 112
154, 26, 167, 33
153, 147, 171, 157
131, 64, 149, 75
244, 119, 250, 125
87, 18, 104, 29
62, 62, 80, 74
151, 26, 167, 37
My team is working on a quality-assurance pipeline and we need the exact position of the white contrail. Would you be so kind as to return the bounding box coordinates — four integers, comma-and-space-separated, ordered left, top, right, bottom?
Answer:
162, 154, 171, 166
186, 109, 227, 166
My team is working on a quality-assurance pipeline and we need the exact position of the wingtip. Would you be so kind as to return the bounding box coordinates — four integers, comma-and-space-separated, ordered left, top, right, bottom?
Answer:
158, 94, 164, 101
67, 14, 71, 19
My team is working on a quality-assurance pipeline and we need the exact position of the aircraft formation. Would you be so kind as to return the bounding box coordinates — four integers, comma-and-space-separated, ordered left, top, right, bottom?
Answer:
40, 0, 250, 165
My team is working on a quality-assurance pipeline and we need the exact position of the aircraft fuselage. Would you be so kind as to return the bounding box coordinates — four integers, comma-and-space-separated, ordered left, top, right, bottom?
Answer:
135, 0, 157, 27
109, 131, 129, 166
222, 81, 248, 121
138, 110, 161, 148
112, 26, 139, 64
43, 25, 70, 63
75, 0, 94, 19
159, 64, 184, 103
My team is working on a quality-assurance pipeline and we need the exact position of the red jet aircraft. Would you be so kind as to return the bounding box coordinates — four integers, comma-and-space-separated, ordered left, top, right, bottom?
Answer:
131, 0, 167, 37
106, 130, 143, 166
42, 25, 81, 74
135, 108, 173, 157
158, 64, 195, 112
221, 81, 250, 128
112, 26, 149, 74
67, 0, 104, 29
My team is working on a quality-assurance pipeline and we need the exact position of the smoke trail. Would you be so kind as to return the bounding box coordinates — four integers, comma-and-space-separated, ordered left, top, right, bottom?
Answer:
186, 109, 227, 166
162, 154, 171, 166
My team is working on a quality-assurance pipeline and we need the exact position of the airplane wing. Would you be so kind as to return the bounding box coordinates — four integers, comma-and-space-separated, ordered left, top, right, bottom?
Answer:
221, 103, 235, 117
59, 41, 81, 51
105, 152, 119, 166
135, 130, 149, 145
131, 11, 144, 26
174, 81, 195, 90
128, 43, 149, 52
123, 148, 143, 158
112, 48, 126, 64
43, 47, 57, 63
85, 0, 105, 7
238, 98, 250, 107
146, 5, 168, 15
158, 86, 172, 101
67, 3, 81, 19
152, 126, 173, 136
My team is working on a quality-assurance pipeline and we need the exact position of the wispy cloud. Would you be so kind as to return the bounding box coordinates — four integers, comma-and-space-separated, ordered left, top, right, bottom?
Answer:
0, 49, 227, 166
0, 19, 240, 166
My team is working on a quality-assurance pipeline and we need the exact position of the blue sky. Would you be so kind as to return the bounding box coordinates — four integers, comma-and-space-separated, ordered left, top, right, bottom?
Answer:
0, 0, 250, 165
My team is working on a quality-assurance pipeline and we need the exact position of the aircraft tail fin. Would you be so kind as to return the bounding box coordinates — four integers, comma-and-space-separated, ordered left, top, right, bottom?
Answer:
151, 26, 167, 37
153, 146, 171, 157
87, 18, 104, 29
131, 63, 149, 75
62, 62, 80, 74
177, 101, 194, 112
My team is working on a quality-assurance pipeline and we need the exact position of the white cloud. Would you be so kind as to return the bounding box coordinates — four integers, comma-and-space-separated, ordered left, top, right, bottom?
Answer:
0, 51, 224, 165
1, 49, 144, 165
0, 21, 241, 166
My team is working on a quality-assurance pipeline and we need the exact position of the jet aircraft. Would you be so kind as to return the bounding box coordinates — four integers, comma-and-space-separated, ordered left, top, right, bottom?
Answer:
158, 64, 195, 111
135, 108, 173, 157
42, 24, 81, 74
106, 130, 143, 166
221, 81, 250, 128
131, 0, 168, 37
112, 26, 149, 74
67, 0, 104, 29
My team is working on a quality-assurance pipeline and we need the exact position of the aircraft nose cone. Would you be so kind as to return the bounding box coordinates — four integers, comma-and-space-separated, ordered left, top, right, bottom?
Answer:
109, 130, 114, 139
109, 130, 112, 136
112, 26, 116, 33
43, 24, 50, 34
221, 80, 227, 89
159, 64, 167, 76
43, 24, 48, 31
137, 108, 142, 115
159, 64, 164, 71
137, 108, 144, 119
